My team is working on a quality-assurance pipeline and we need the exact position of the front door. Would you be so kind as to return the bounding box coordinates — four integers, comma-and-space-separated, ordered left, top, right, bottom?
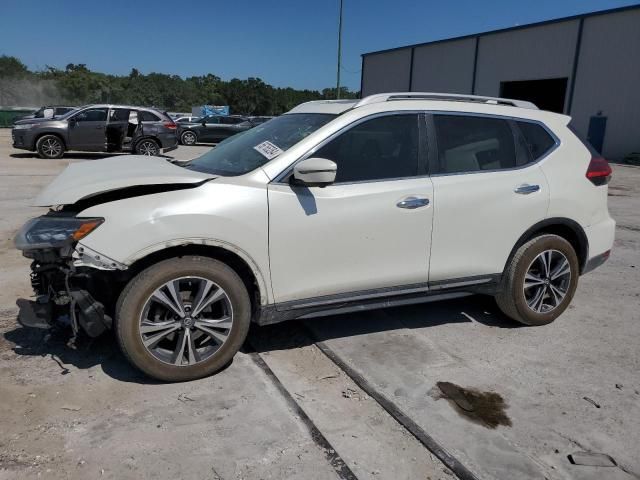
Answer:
268, 113, 433, 304
68, 107, 108, 150
427, 113, 551, 283
197, 116, 223, 142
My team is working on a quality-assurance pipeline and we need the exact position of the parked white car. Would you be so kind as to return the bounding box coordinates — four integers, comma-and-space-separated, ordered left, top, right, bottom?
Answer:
15, 92, 615, 381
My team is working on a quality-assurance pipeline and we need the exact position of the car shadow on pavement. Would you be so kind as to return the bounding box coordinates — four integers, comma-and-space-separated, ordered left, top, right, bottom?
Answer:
248, 294, 522, 354
2, 319, 158, 384
10, 152, 121, 160
3, 295, 520, 384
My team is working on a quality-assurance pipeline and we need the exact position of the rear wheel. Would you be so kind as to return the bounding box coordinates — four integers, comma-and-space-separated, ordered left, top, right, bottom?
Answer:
116, 256, 251, 382
36, 135, 64, 159
135, 138, 160, 156
180, 131, 197, 146
496, 234, 579, 326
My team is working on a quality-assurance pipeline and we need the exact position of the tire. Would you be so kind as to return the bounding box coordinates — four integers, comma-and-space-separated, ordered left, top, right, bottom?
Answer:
115, 256, 251, 382
36, 134, 65, 159
180, 130, 197, 146
135, 138, 160, 156
496, 234, 579, 326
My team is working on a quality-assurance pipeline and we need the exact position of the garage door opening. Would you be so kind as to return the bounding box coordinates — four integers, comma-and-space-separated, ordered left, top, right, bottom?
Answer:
500, 78, 568, 113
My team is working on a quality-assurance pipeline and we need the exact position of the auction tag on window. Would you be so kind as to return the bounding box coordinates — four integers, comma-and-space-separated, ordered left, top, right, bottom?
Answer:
253, 141, 283, 160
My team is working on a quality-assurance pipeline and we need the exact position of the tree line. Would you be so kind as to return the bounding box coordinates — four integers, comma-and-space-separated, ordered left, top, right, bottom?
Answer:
0, 55, 358, 115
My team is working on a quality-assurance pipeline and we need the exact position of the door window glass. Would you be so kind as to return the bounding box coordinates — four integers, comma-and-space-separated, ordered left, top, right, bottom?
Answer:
204, 116, 220, 124
313, 114, 420, 183
109, 108, 130, 122
76, 108, 108, 122
434, 115, 515, 173
139, 110, 160, 122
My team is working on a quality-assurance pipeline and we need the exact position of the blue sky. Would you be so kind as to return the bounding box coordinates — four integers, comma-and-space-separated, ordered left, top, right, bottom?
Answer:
1, 0, 637, 91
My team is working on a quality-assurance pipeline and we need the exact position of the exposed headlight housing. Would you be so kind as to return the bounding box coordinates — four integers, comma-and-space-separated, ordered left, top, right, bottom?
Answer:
13, 123, 36, 130
15, 216, 104, 251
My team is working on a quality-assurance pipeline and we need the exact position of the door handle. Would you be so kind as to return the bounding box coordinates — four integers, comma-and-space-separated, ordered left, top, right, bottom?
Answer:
514, 184, 540, 194
397, 196, 430, 209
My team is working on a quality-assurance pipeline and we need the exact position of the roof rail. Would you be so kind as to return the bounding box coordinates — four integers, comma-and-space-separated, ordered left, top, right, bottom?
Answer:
354, 92, 538, 110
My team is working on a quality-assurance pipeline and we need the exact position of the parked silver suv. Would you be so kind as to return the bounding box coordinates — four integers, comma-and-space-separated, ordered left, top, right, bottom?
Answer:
12, 104, 178, 159
15, 93, 614, 381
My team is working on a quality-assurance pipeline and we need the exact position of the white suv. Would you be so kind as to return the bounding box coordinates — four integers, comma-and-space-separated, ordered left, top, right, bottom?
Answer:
15, 92, 615, 381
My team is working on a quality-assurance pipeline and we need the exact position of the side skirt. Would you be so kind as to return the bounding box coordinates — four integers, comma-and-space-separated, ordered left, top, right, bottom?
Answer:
255, 274, 501, 326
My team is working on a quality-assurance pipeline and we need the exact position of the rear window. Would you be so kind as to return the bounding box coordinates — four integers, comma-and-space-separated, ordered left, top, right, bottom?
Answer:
517, 121, 556, 160
139, 111, 161, 122
434, 115, 516, 173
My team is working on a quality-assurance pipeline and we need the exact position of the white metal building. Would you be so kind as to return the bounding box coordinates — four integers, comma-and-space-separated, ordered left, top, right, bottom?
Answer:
360, 5, 640, 160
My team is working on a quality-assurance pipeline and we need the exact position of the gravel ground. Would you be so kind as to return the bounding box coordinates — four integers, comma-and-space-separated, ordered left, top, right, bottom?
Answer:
0, 129, 638, 480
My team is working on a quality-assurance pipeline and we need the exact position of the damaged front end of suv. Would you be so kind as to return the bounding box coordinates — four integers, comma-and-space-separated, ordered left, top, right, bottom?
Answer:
14, 155, 215, 345
14, 213, 125, 341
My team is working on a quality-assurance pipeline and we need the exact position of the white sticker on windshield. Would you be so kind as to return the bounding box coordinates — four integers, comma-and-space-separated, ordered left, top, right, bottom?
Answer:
253, 141, 283, 160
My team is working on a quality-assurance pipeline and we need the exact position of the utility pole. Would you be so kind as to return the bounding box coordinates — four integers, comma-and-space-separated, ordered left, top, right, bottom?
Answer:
336, 0, 343, 99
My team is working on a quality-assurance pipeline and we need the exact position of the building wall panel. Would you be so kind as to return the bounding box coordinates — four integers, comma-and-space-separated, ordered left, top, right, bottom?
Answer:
570, 9, 640, 159
474, 20, 580, 102
411, 38, 476, 93
361, 49, 412, 96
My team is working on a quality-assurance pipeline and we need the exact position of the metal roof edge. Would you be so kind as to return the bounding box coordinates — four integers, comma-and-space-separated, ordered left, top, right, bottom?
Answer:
361, 3, 640, 57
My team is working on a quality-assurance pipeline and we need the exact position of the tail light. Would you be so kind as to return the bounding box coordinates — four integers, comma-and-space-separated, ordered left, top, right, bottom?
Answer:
586, 156, 612, 186
163, 121, 177, 130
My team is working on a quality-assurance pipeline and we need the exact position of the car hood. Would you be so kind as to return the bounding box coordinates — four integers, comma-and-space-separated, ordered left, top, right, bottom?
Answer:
33, 155, 215, 206
13, 117, 55, 126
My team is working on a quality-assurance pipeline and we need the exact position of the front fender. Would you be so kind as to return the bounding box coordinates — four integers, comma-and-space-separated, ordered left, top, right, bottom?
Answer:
76, 180, 272, 303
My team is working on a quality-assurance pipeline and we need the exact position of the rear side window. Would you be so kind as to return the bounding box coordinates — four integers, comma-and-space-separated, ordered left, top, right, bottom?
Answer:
221, 117, 245, 124
314, 114, 420, 183
139, 111, 160, 122
517, 121, 556, 160
434, 115, 515, 173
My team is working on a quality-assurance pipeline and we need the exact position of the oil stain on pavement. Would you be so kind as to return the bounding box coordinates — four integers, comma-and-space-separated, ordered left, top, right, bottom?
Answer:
433, 381, 512, 429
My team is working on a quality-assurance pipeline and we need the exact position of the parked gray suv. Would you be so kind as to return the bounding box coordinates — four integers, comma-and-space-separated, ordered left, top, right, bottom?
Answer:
12, 105, 178, 159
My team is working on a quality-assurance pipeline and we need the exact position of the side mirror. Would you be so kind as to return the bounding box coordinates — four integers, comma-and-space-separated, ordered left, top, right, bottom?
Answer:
292, 158, 337, 187
201, 120, 207, 126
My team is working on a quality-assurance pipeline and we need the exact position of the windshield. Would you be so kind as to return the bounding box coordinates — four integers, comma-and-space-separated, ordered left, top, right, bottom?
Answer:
186, 113, 336, 176
57, 108, 79, 119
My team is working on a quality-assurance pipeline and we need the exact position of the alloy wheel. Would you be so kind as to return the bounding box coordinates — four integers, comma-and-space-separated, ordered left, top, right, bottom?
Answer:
523, 249, 572, 314
42, 138, 62, 157
138, 140, 159, 156
182, 132, 196, 145
139, 276, 233, 366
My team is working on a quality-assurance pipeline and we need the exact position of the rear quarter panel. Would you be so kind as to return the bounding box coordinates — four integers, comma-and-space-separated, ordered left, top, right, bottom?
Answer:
538, 120, 610, 228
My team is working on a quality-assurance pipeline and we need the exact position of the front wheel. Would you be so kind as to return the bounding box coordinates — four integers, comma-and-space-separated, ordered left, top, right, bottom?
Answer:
115, 256, 251, 382
496, 234, 579, 326
135, 138, 160, 156
36, 134, 65, 159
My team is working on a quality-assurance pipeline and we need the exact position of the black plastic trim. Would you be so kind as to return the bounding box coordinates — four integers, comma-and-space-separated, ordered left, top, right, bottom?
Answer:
505, 217, 589, 274
582, 249, 611, 274
254, 274, 501, 326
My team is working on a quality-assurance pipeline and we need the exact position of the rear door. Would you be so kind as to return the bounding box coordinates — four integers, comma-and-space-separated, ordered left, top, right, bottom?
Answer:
68, 107, 108, 150
427, 113, 551, 284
